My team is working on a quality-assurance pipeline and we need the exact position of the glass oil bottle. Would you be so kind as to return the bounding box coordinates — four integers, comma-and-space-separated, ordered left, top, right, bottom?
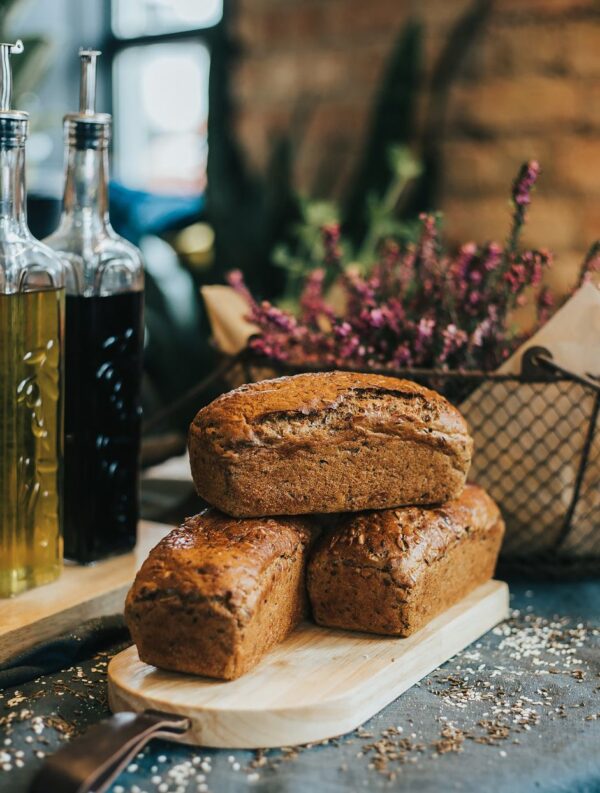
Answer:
0, 41, 66, 597
44, 50, 144, 563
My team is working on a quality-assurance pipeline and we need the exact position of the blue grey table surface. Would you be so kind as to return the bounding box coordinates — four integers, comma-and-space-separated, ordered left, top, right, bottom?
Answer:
0, 580, 599, 793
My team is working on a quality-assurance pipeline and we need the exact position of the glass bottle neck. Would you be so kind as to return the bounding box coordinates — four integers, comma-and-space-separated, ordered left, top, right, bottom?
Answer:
61, 144, 111, 231
0, 143, 28, 232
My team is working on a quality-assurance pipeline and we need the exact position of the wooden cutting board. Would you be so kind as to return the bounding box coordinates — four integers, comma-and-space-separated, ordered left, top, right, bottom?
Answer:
108, 579, 509, 749
0, 521, 172, 664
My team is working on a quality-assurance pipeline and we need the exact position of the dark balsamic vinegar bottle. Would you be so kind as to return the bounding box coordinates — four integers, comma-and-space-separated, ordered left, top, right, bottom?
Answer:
44, 50, 144, 563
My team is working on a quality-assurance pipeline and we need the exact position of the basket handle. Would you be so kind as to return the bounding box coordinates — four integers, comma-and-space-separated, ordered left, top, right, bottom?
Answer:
29, 710, 190, 793
521, 346, 600, 391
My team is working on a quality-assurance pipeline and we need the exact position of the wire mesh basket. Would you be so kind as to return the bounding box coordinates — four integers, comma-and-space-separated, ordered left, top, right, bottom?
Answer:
235, 346, 600, 580
145, 346, 600, 579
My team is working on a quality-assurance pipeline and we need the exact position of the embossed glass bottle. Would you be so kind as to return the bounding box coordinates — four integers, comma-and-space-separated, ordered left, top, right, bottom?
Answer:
44, 50, 144, 563
0, 41, 66, 597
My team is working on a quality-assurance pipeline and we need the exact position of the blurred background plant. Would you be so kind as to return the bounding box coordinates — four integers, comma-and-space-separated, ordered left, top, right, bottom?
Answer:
272, 146, 423, 308
208, 3, 493, 308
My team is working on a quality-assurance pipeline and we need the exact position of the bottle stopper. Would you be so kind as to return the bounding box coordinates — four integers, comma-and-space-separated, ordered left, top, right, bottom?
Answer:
0, 40, 24, 113
78, 48, 101, 116
66, 47, 110, 149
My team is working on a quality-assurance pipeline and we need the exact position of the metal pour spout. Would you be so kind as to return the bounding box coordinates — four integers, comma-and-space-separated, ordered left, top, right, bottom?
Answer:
79, 48, 101, 115
0, 40, 24, 112
65, 48, 109, 150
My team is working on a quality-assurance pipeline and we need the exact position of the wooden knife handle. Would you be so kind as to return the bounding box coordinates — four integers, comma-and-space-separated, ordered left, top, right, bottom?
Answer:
29, 710, 190, 793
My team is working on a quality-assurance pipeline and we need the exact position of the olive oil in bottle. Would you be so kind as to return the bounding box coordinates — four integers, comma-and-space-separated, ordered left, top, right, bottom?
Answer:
0, 41, 66, 597
0, 289, 64, 596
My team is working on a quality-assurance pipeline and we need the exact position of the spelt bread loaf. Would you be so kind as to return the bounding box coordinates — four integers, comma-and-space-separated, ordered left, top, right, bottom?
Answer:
307, 484, 504, 636
125, 510, 316, 680
188, 371, 472, 517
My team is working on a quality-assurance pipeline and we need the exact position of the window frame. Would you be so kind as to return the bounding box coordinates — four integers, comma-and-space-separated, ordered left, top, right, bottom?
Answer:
100, 1, 223, 191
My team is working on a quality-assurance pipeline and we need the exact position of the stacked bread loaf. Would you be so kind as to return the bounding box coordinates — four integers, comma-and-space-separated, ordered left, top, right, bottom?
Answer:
126, 372, 504, 680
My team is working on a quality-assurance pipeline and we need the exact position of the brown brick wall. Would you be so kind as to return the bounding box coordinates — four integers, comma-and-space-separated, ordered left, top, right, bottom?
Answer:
231, 0, 600, 290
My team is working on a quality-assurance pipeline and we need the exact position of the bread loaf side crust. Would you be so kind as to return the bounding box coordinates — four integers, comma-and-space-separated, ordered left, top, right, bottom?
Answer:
189, 371, 473, 516
307, 484, 504, 636
125, 510, 315, 679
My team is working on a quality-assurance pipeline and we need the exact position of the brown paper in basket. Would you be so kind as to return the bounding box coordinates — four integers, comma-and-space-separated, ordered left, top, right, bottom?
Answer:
460, 283, 600, 556
201, 285, 258, 355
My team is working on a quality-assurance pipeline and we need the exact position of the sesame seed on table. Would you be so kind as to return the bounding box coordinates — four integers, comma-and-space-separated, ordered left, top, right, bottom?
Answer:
0, 582, 598, 793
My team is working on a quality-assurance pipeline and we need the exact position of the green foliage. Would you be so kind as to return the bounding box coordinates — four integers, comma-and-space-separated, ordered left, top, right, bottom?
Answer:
273, 146, 423, 305
354, 146, 423, 265
272, 198, 340, 304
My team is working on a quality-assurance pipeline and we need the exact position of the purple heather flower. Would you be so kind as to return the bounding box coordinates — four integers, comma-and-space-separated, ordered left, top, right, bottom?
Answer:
339, 334, 361, 360
506, 161, 541, 256
335, 321, 353, 338
396, 248, 417, 295
579, 241, 600, 287
454, 242, 477, 280
376, 240, 401, 290
417, 214, 439, 260
472, 318, 492, 348
300, 268, 335, 325
512, 161, 541, 208
439, 323, 468, 364
536, 287, 554, 324
392, 343, 413, 367
415, 316, 435, 349
249, 335, 290, 362
259, 301, 298, 332
344, 273, 377, 309
504, 262, 527, 293
412, 316, 436, 364
520, 249, 550, 287
418, 316, 435, 336
482, 242, 503, 271
227, 269, 257, 308
582, 262, 600, 283
322, 223, 343, 270
370, 308, 385, 328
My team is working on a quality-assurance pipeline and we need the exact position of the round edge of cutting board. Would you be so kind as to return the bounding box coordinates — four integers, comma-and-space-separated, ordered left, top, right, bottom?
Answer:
108, 580, 509, 749
106, 637, 380, 749
107, 663, 365, 749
